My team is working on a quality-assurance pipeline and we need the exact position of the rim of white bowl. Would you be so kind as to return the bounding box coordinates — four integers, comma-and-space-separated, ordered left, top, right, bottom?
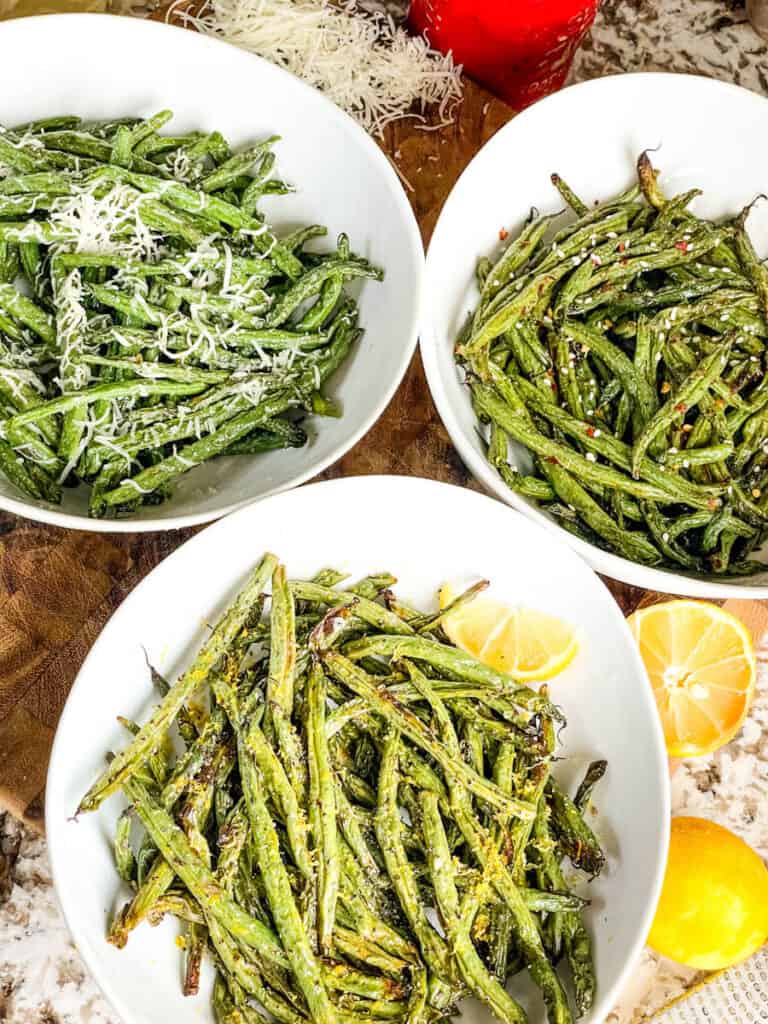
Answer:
421, 71, 768, 598
0, 14, 424, 534
46, 474, 671, 1024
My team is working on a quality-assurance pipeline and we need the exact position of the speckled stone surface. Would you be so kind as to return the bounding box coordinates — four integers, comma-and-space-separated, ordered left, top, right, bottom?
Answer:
2, 3, 768, 1023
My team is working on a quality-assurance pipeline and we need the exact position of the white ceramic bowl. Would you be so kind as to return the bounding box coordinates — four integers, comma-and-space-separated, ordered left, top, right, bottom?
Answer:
47, 475, 669, 1024
421, 72, 768, 597
0, 14, 422, 532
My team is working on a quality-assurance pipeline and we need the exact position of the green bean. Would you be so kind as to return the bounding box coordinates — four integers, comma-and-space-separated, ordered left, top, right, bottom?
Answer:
473, 381, 722, 509
550, 173, 588, 216
202, 138, 279, 193
342, 633, 558, 718
636, 152, 665, 209
215, 801, 249, 893
0, 114, 382, 509
265, 259, 383, 327
308, 663, 340, 952
245, 713, 313, 878
573, 760, 607, 814
79, 554, 275, 811
562, 320, 658, 427
238, 734, 335, 1024
640, 502, 698, 569
532, 800, 595, 1016
205, 916, 302, 1024
459, 157, 768, 574
114, 809, 136, 886
323, 653, 535, 818
478, 213, 561, 312
541, 459, 661, 564
375, 729, 455, 985
546, 777, 605, 877
108, 854, 175, 948
333, 927, 408, 979
631, 337, 733, 477
451, 799, 573, 1024
8, 378, 207, 430
734, 205, 768, 319
335, 780, 381, 881
0, 438, 46, 500
420, 790, 527, 1024
292, 580, 416, 636
183, 922, 207, 996
126, 774, 288, 965
264, 564, 307, 802
93, 399, 292, 510
90, 556, 610, 1023
0, 283, 55, 345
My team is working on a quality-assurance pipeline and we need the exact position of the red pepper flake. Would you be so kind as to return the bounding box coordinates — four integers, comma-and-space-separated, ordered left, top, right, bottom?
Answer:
675, 402, 688, 413
586, 426, 596, 437
675, 240, 690, 253
499, 227, 509, 241
546, 456, 560, 465
617, 242, 626, 253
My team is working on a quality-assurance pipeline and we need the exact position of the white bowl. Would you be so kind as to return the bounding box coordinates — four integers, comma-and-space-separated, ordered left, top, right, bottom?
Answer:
47, 475, 669, 1024
0, 14, 422, 532
421, 72, 768, 597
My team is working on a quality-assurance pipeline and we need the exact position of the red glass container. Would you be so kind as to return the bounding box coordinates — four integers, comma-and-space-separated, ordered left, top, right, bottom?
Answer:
408, 0, 600, 111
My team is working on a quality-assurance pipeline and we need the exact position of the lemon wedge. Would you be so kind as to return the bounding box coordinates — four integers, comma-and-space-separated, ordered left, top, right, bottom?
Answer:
440, 585, 579, 681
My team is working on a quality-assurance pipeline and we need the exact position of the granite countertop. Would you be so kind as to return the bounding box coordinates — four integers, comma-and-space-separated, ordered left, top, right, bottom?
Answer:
2, 2, 768, 1023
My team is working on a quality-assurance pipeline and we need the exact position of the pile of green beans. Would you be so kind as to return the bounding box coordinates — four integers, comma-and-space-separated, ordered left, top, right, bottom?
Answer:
0, 112, 382, 517
458, 153, 768, 576
79, 554, 607, 1024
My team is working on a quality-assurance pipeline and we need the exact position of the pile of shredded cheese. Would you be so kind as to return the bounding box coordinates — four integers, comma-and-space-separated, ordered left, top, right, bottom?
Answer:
168, 0, 463, 137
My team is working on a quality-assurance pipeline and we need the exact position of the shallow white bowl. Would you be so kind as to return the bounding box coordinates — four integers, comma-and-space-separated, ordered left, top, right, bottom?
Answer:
421, 72, 768, 597
47, 475, 669, 1024
0, 14, 422, 532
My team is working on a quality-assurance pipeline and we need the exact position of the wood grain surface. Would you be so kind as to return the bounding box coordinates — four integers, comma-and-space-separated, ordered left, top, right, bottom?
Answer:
0, 10, 652, 830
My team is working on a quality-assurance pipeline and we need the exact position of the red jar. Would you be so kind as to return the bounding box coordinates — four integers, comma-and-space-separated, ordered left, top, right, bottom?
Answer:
408, 0, 600, 111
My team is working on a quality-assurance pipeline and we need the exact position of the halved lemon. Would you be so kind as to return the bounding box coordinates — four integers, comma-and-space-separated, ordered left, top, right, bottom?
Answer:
439, 586, 579, 681
627, 600, 756, 758
648, 816, 768, 969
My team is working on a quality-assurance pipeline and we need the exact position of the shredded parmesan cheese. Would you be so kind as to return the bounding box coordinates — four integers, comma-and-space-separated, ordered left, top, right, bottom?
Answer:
50, 182, 160, 259
168, 0, 463, 137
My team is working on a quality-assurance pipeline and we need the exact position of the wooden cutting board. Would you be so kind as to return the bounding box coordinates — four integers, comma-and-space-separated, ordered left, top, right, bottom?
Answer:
0, 7, 676, 829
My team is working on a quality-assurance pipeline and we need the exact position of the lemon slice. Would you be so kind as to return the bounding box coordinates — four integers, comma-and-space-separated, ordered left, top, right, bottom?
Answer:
627, 600, 756, 758
440, 585, 579, 681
